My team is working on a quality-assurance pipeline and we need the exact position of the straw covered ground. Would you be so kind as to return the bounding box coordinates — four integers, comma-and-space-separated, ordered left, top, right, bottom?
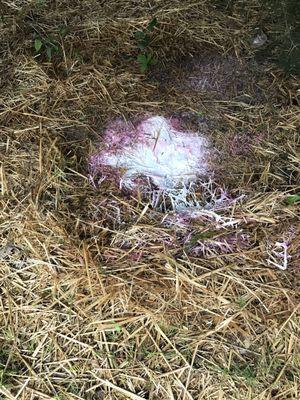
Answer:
0, 0, 299, 399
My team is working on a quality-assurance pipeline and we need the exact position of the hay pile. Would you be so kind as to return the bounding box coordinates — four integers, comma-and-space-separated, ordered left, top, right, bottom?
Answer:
0, 1, 299, 399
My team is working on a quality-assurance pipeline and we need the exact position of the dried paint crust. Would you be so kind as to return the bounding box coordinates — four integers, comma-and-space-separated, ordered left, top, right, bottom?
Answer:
89, 115, 211, 209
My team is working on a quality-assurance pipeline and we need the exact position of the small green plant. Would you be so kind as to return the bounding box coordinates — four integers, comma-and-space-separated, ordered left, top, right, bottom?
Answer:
214, 362, 257, 385
112, 321, 122, 333
34, 33, 60, 61
237, 296, 247, 308
134, 17, 158, 73
33, 26, 68, 62
195, 110, 204, 118
134, 17, 157, 49
137, 53, 157, 73
233, 364, 257, 385
285, 194, 300, 205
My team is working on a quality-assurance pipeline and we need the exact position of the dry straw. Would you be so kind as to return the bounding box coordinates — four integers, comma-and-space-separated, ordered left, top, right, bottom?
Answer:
0, 0, 299, 399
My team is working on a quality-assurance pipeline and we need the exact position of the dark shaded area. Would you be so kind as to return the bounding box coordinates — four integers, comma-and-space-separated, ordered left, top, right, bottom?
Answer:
213, 0, 300, 75
258, 0, 300, 75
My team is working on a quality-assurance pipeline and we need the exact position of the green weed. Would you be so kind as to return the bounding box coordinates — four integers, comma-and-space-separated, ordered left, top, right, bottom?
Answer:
134, 17, 157, 49
215, 362, 258, 385
134, 17, 158, 73
34, 34, 60, 61
33, 27, 68, 62
237, 296, 247, 309
137, 53, 157, 73
285, 194, 300, 205
232, 364, 257, 385
113, 322, 122, 333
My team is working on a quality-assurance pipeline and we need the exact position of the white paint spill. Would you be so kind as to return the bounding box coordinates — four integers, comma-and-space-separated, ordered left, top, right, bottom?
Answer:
103, 116, 208, 189
91, 116, 210, 210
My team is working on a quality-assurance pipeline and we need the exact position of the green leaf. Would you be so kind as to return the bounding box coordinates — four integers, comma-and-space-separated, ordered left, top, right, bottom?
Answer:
138, 35, 151, 49
134, 31, 145, 40
139, 61, 148, 73
137, 54, 147, 73
137, 53, 157, 73
59, 26, 69, 37
285, 194, 300, 205
195, 110, 204, 117
146, 17, 157, 32
34, 38, 43, 52
46, 46, 52, 60
113, 323, 121, 333
137, 54, 147, 63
